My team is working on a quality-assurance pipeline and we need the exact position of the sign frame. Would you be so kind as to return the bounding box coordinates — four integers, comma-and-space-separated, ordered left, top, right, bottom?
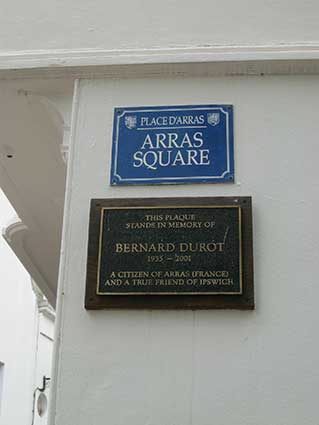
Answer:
85, 197, 254, 310
110, 104, 234, 186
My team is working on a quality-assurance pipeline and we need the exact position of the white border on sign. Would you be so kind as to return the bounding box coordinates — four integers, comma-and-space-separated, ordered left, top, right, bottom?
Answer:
112, 106, 231, 182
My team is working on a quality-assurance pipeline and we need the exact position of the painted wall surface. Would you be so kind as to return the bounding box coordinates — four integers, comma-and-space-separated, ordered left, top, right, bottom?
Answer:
54, 75, 319, 425
32, 311, 55, 425
0, 1, 319, 53
0, 190, 35, 424
0, 190, 54, 425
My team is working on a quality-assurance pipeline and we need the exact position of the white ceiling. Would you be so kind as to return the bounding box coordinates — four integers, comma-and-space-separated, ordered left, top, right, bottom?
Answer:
0, 78, 74, 307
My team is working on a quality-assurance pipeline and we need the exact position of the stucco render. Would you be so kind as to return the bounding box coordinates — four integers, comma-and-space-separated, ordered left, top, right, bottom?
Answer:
1, 0, 319, 52
51, 75, 319, 425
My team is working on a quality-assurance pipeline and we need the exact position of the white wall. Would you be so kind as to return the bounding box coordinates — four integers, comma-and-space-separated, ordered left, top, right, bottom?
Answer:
33, 312, 55, 425
0, 190, 36, 425
0, 0, 319, 53
53, 75, 319, 425
0, 190, 54, 425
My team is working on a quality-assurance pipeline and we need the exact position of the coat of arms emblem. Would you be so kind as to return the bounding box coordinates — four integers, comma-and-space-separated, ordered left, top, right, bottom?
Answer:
124, 115, 137, 129
207, 112, 220, 126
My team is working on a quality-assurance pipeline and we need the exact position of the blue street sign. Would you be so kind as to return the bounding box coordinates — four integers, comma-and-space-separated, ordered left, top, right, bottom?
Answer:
110, 104, 234, 185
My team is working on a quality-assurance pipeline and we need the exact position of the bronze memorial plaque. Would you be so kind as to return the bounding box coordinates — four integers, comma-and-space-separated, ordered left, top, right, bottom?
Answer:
85, 197, 254, 309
